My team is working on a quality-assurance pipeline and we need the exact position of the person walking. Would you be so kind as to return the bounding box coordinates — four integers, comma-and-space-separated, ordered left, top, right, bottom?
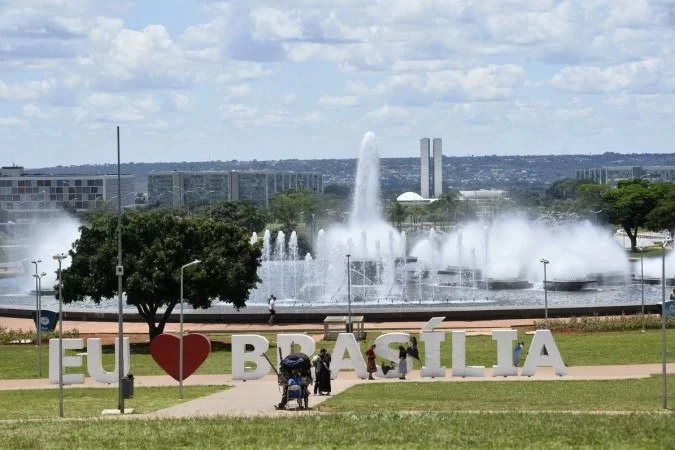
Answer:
398, 345, 407, 380
365, 344, 377, 380
267, 295, 276, 325
317, 348, 332, 395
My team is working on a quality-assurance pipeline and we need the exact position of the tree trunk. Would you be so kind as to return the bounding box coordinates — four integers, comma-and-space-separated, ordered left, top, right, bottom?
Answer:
137, 302, 177, 341
625, 226, 638, 252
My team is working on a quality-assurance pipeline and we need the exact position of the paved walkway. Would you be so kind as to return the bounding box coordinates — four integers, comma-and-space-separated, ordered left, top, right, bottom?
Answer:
0, 316, 536, 335
2, 364, 674, 417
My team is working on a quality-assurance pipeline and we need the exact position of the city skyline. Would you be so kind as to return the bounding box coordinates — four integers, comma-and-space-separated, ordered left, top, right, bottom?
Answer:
1, 1, 674, 169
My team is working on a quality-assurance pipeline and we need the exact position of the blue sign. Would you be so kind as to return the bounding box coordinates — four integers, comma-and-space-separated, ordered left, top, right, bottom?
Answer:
32, 310, 59, 332
664, 301, 675, 318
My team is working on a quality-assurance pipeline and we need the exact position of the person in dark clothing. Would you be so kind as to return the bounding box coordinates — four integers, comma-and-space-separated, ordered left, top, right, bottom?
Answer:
398, 345, 407, 380
316, 348, 332, 395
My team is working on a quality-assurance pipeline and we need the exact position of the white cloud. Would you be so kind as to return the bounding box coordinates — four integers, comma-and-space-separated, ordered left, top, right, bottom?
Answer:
365, 104, 410, 124
229, 84, 252, 98
318, 94, 359, 107
22, 104, 47, 118
250, 7, 304, 40
282, 93, 296, 104
0, 117, 26, 126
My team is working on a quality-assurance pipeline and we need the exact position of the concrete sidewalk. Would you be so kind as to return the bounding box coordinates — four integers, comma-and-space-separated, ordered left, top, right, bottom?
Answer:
2, 364, 674, 417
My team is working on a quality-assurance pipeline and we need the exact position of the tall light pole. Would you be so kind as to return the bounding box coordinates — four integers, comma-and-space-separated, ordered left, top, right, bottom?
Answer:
31, 259, 41, 376
115, 126, 126, 414
346, 254, 352, 333
32, 270, 46, 377
660, 238, 671, 409
52, 252, 67, 418
590, 209, 602, 226
637, 246, 645, 332
179, 259, 201, 399
311, 213, 315, 256
540, 258, 550, 329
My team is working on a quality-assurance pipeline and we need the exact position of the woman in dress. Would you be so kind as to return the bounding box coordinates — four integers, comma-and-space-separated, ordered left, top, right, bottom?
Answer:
365, 344, 377, 380
398, 345, 407, 380
317, 348, 332, 395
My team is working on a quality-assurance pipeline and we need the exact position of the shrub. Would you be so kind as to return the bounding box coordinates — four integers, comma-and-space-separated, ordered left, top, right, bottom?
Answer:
0, 325, 80, 345
534, 314, 675, 332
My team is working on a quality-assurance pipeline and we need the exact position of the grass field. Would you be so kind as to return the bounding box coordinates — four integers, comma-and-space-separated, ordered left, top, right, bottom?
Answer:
2, 329, 674, 380
0, 412, 673, 449
321, 375, 675, 412
0, 385, 225, 419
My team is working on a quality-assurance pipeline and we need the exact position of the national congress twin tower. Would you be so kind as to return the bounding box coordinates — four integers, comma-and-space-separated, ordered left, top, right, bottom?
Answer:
420, 138, 443, 199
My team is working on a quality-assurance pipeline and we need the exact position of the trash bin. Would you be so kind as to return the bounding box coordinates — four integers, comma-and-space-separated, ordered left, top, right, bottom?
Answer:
121, 374, 134, 399
31, 310, 59, 332
345, 322, 353, 333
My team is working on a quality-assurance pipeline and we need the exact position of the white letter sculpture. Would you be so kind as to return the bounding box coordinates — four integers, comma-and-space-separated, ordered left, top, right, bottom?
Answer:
231, 334, 271, 380
49, 338, 85, 385
86, 338, 131, 383
522, 330, 567, 376
374, 332, 411, 379
451, 331, 485, 378
492, 330, 518, 377
277, 334, 316, 367
330, 332, 367, 379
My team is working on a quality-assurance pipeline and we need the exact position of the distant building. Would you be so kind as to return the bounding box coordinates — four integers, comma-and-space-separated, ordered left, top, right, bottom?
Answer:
420, 138, 443, 198
147, 170, 323, 209
396, 191, 437, 204
458, 189, 507, 203
575, 166, 675, 185
0, 165, 134, 223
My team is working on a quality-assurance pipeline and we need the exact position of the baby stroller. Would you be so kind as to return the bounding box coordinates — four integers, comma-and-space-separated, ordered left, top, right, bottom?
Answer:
274, 352, 312, 410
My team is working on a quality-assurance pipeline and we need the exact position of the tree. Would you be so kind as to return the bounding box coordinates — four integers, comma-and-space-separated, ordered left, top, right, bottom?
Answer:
645, 186, 675, 238
59, 211, 262, 339
604, 180, 660, 251
270, 189, 318, 229
386, 201, 407, 231
205, 201, 268, 233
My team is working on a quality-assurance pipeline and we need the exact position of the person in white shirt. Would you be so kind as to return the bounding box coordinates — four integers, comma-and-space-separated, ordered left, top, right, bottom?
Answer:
268, 295, 276, 325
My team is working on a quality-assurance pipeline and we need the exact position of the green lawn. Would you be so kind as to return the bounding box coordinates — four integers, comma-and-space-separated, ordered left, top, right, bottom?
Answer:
321, 375, 675, 412
0, 385, 226, 419
2, 329, 674, 380
0, 413, 673, 449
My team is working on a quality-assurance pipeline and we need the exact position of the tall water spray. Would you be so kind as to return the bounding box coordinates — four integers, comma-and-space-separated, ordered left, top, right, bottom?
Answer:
351, 131, 382, 226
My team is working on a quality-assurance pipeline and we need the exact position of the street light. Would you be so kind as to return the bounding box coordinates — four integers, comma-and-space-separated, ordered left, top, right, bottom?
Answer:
637, 246, 645, 332
589, 209, 602, 226
660, 237, 671, 409
31, 259, 43, 377
52, 252, 67, 418
179, 259, 201, 399
346, 253, 354, 328
540, 258, 550, 329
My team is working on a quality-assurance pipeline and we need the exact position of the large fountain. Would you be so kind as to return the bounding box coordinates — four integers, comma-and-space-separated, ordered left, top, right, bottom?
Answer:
246, 132, 668, 308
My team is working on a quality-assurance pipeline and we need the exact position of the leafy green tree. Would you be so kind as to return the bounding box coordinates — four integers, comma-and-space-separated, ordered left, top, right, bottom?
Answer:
204, 201, 268, 233
386, 201, 408, 231
604, 180, 660, 251
645, 186, 675, 238
575, 183, 612, 218
270, 189, 318, 229
59, 211, 262, 339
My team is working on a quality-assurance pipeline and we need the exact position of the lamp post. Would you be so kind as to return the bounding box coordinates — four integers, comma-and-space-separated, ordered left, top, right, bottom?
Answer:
179, 259, 201, 399
637, 246, 645, 332
33, 271, 46, 377
310, 213, 316, 256
540, 258, 549, 329
31, 259, 41, 375
116, 126, 126, 414
590, 209, 602, 226
660, 238, 671, 409
52, 252, 67, 418
346, 254, 352, 333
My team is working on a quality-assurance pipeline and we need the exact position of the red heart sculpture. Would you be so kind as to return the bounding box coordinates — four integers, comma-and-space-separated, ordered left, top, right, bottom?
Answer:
149, 333, 211, 381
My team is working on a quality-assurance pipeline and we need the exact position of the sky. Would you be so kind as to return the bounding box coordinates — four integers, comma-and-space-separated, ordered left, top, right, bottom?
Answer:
1, 0, 674, 168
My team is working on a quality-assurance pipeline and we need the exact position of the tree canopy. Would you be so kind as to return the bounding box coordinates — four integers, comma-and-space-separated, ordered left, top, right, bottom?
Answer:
59, 211, 262, 339
270, 189, 318, 229
205, 201, 267, 233
603, 180, 661, 251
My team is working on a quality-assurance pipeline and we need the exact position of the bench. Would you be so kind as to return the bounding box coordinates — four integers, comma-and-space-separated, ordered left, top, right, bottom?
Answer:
323, 315, 366, 341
